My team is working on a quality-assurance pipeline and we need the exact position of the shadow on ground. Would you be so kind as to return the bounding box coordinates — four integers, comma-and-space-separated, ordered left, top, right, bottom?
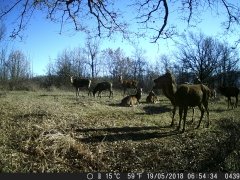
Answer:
142, 105, 172, 114
76, 125, 179, 143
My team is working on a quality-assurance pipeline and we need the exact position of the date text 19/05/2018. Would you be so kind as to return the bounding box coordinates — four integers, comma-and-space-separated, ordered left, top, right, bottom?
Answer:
146, 173, 240, 180
146, 173, 217, 180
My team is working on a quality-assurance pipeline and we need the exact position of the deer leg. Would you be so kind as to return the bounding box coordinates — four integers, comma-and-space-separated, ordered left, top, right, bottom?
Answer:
88, 89, 92, 96
236, 96, 238, 108
181, 107, 188, 133
76, 88, 79, 97
196, 104, 205, 129
228, 97, 231, 109
109, 90, 113, 98
190, 107, 194, 123
230, 97, 234, 109
176, 107, 183, 131
171, 106, 176, 127
204, 101, 210, 128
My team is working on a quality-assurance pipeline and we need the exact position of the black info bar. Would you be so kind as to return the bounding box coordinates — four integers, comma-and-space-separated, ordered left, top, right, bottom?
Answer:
0, 172, 239, 180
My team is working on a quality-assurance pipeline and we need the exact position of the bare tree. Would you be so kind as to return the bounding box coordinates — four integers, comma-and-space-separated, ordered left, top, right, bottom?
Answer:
0, 0, 239, 43
6, 50, 30, 80
73, 47, 88, 77
176, 33, 222, 84
0, 48, 8, 81
132, 46, 148, 86
85, 36, 100, 78
5, 50, 31, 90
45, 59, 56, 87
217, 42, 239, 86
0, 0, 127, 40
0, 23, 7, 81
176, 32, 240, 87
0, 23, 6, 42
102, 48, 129, 78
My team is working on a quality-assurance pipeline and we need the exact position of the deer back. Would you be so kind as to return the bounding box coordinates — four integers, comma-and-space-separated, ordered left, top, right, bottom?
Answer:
175, 84, 205, 107
73, 78, 91, 88
119, 76, 138, 88
219, 86, 239, 97
94, 82, 112, 91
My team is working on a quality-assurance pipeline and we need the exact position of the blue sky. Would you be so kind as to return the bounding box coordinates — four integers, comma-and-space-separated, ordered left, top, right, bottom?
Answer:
1, 1, 239, 76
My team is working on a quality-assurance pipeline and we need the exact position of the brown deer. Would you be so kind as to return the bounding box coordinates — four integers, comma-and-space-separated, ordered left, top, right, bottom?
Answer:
146, 90, 158, 104
218, 86, 239, 109
153, 71, 211, 132
118, 75, 138, 95
70, 76, 91, 97
92, 81, 113, 98
120, 87, 142, 107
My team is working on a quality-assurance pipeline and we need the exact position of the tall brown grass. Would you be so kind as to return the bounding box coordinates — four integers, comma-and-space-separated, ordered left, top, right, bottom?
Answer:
0, 90, 239, 172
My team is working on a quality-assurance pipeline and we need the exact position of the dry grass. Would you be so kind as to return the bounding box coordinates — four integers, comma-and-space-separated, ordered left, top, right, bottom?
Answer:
0, 90, 239, 172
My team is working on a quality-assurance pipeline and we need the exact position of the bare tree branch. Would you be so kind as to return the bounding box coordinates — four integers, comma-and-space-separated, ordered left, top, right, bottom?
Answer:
137, 0, 161, 24
10, 0, 34, 39
0, 0, 239, 43
0, 0, 23, 19
152, 0, 168, 43
221, 0, 240, 30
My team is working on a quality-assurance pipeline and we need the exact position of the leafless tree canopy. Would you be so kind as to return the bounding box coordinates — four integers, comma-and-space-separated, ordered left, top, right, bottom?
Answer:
0, 0, 239, 42
175, 32, 239, 86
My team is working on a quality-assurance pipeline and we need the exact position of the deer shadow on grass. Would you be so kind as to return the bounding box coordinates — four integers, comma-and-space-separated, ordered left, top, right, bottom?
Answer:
142, 105, 172, 115
76, 126, 179, 143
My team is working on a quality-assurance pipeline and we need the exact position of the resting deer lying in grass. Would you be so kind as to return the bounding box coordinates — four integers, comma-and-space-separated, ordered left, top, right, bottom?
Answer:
92, 81, 113, 98
120, 87, 142, 107
118, 75, 138, 95
153, 71, 211, 132
70, 76, 91, 97
218, 86, 239, 109
146, 90, 158, 104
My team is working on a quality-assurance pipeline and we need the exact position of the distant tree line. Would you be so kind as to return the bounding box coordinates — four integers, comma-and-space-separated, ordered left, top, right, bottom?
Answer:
0, 49, 32, 90
0, 30, 239, 91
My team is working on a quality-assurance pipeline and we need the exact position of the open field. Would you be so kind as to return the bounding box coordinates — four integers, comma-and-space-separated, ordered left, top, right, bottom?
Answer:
0, 90, 239, 172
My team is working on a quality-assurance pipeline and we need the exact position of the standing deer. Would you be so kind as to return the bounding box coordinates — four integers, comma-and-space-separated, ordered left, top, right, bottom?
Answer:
93, 81, 113, 98
218, 86, 239, 109
118, 75, 138, 95
70, 76, 91, 97
153, 71, 211, 132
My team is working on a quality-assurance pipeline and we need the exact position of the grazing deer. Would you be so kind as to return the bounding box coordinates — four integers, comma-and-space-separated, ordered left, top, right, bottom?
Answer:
146, 90, 158, 104
153, 71, 211, 132
218, 86, 239, 109
118, 75, 138, 95
120, 87, 142, 107
93, 81, 113, 98
70, 76, 91, 97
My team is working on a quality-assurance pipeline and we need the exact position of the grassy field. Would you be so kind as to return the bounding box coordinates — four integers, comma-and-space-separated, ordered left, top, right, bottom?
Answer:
0, 89, 239, 172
